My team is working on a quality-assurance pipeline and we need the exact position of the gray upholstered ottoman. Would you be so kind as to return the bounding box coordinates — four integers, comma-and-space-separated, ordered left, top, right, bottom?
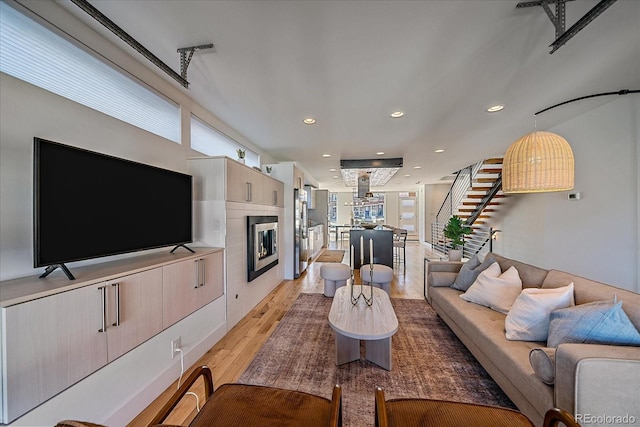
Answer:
321, 263, 351, 297
360, 264, 393, 294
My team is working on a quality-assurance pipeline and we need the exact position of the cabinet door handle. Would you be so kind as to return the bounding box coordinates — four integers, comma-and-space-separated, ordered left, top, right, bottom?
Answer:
195, 259, 200, 289
246, 182, 252, 202
98, 286, 108, 332
201, 259, 206, 287
112, 283, 121, 326
273, 190, 277, 206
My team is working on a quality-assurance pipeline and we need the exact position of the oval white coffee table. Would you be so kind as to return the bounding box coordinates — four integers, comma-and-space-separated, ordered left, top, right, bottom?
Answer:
328, 285, 398, 370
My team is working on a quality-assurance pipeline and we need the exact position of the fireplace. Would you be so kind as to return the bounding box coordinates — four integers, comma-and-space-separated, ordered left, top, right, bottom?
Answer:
247, 216, 278, 282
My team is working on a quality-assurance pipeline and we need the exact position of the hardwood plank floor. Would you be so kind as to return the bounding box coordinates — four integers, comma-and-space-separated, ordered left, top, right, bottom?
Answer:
127, 240, 441, 426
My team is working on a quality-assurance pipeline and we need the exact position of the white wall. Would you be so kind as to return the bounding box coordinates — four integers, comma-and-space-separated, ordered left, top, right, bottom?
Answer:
423, 183, 451, 244
0, 2, 277, 425
493, 97, 639, 293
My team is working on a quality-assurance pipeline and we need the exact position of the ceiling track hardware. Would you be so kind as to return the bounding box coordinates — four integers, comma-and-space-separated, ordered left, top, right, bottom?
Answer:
516, 0, 617, 53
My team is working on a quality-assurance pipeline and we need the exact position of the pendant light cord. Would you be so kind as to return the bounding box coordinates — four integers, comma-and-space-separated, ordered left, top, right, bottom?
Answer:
534, 89, 639, 116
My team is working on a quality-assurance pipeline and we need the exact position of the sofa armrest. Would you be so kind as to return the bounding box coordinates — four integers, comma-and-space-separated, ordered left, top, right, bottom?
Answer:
555, 344, 640, 421
426, 261, 463, 284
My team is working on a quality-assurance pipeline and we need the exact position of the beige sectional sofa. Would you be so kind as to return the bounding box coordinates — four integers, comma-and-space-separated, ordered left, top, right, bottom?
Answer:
426, 253, 640, 426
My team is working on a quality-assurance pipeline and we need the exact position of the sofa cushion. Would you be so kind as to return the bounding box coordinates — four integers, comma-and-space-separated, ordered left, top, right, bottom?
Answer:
451, 254, 496, 291
505, 284, 574, 342
429, 271, 459, 287
529, 347, 556, 385
460, 263, 522, 314
547, 300, 640, 348
490, 253, 548, 289
542, 270, 640, 330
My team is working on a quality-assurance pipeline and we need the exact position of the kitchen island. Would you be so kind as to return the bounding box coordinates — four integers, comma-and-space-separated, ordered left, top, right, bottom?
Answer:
349, 228, 393, 269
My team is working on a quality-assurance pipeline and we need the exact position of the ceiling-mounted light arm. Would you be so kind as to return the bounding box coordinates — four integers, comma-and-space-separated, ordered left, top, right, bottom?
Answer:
516, 0, 617, 54
70, 0, 190, 88
535, 89, 639, 116
177, 44, 215, 81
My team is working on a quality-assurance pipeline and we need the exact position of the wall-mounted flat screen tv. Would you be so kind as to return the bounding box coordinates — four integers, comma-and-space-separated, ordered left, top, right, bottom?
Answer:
34, 138, 192, 277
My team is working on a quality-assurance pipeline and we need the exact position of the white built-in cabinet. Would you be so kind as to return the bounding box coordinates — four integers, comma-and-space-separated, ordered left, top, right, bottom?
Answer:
0, 248, 222, 423
188, 156, 285, 330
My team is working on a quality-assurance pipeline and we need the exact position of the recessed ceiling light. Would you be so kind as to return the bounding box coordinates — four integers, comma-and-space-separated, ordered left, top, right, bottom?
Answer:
376, 152, 385, 155
322, 154, 331, 158
390, 111, 405, 118
413, 166, 421, 169
332, 175, 339, 179
329, 168, 337, 172
487, 105, 504, 113
303, 117, 316, 124
435, 149, 445, 153
404, 174, 411, 177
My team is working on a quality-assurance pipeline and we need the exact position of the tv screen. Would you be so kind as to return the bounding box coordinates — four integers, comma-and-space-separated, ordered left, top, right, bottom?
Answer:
34, 138, 192, 269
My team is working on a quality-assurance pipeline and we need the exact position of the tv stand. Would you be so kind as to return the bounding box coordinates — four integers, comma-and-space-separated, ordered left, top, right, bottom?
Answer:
170, 244, 195, 254
39, 263, 75, 280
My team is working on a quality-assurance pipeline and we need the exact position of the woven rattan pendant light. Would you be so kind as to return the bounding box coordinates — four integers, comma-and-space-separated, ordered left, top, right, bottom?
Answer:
502, 131, 574, 193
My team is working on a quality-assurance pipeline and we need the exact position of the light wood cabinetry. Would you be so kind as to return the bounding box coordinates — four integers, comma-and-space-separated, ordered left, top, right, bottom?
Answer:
0, 248, 222, 423
2, 283, 108, 423
225, 158, 284, 206
226, 158, 260, 203
162, 252, 224, 328
106, 269, 163, 361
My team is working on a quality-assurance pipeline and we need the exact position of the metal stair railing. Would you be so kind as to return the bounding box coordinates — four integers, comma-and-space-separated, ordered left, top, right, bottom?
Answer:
431, 225, 496, 259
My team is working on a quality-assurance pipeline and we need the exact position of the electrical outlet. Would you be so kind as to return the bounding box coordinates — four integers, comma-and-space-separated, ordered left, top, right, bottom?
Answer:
171, 337, 181, 358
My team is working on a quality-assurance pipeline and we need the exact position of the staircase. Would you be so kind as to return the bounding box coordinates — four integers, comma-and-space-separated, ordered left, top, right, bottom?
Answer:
431, 158, 505, 259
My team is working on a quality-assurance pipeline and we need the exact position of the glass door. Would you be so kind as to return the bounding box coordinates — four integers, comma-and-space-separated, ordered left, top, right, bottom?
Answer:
398, 192, 417, 240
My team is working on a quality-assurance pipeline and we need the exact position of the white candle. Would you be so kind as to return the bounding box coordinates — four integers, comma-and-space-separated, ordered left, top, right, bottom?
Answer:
369, 238, 374, 265
351, 244, 354, 269
360, 236, 364, 264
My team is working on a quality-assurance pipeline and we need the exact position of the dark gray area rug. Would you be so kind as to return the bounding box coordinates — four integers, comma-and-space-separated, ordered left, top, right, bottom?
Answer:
238, 293, 514, 427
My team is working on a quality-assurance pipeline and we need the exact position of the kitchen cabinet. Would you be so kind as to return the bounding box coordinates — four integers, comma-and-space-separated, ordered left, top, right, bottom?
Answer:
309, 224, 324, 260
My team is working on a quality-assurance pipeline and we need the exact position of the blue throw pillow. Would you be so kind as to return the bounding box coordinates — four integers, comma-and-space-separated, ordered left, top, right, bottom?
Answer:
547, 300, 640, 348
451, 254, 496, 291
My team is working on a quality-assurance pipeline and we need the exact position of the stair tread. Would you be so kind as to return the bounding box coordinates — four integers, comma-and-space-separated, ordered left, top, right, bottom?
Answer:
483, 158, 504, 164
479, 168, 503, 173
466, 194, 505, 199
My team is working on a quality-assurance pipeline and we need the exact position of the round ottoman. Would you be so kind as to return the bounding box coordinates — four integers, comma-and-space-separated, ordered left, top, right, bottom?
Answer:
360, 264, 393, 294
321, 263, 351, 297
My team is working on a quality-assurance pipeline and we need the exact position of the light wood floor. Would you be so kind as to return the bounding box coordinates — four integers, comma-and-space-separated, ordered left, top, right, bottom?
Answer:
127, 240, 440, 427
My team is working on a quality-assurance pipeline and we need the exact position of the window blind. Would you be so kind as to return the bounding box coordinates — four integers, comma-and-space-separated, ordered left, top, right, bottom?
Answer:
0, 2, 180, 143
191, 115, 259, 168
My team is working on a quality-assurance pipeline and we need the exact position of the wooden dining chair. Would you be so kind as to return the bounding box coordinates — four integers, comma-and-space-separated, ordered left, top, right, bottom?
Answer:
374, 387, 534, 427
543, 408, 581, 427
150, 365, 342, 427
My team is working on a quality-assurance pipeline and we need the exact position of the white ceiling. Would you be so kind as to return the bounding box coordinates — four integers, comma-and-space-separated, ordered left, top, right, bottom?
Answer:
57, 0, 640, 191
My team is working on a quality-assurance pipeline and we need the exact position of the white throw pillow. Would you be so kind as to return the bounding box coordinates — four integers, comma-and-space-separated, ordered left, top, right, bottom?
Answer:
460, 262, 522, 313
505, 283, 575, 341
